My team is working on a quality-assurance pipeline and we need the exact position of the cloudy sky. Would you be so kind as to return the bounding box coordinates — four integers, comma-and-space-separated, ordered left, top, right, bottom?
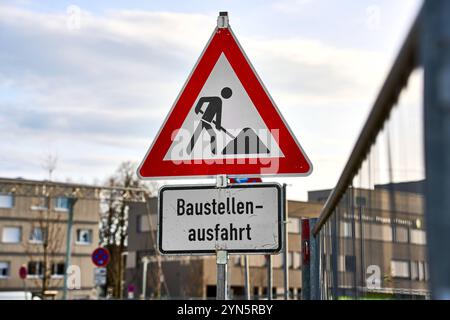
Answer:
0, 0, 423, 200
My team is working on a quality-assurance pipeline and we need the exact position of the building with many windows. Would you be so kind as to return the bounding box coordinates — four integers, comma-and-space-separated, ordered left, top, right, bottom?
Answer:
0, 178, 100, 299
309, 180, 430, 299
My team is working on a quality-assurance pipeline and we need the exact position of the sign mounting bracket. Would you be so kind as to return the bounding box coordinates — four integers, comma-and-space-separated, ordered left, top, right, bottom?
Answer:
216, 174, 228, 188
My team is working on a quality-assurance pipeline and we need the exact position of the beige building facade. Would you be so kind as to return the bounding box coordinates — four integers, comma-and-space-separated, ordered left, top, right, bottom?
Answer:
0, 178, 100, 299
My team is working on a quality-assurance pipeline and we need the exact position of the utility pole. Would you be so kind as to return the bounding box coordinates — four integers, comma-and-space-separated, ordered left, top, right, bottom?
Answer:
63, 197, 77, 300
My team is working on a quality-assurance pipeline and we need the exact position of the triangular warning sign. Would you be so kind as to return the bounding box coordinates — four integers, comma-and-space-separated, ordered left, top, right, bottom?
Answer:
138, 18, 312, 180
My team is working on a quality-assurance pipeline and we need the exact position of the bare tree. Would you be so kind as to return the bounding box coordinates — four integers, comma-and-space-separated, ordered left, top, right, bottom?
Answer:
23, 192, 66, 298
42, 153, 58, 181
100, 161, 157, 298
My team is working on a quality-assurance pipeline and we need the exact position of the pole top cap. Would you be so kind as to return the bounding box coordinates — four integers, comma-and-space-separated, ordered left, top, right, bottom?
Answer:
217, 11, 229, 28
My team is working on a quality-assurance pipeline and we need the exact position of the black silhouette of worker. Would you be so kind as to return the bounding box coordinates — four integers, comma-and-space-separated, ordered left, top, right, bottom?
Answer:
187, 87, 232, 155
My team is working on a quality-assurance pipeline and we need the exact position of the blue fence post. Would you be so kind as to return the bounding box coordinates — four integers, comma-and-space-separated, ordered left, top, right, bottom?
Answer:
310, 218, 320, 300
301, 219, 311, 300
422, 0, 450, 300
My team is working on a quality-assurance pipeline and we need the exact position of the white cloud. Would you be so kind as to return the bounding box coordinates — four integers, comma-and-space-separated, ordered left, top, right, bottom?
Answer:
272, 0, 313, 13
245, 37, 386, 105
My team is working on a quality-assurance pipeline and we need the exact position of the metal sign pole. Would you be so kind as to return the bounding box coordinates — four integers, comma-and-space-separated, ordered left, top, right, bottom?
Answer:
216, 250, 228, 300
244, 255, 250, 300
266, 254, 273, 300
215, 175, 229, 300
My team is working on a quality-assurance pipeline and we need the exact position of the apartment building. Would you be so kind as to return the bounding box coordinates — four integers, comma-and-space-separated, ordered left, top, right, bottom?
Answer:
309, 180, 430, 299
0, 178, 100, 299
124, 197, 322, 299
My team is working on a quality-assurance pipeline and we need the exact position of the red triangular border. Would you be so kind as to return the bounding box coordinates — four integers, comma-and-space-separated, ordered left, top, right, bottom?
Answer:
138, 27, 312, 179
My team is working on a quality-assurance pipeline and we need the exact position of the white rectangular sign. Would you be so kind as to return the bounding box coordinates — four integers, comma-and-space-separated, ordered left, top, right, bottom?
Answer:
158, 183, 282, 255
94, 267, 107, 286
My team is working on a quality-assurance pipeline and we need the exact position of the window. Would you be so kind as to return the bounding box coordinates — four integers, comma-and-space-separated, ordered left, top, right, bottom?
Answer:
391, 260, 410, 278
394, 226, 409, 243
0, 262, 10, 278
293, 252, 301, 269
55, 197, 70, 211
340, 222, 353, 238
31, 197, 49, 210
411, 261, 419, 280
248, 255, 266, 267
276, 287, 284, 297
262, 287, 277, 296
289, 288, 295, 299
287, 252, 293, 268
76, 229, 92, 244
233, 256, 241, 266
51, 263, 65, 277
338, 255, 356, 272
27, 261, 44, 278
345, 256, 356, 272
418, 261, 426, 281
410, 229, 426, 245
272, 254, 283, 268
126, 251, 136, 269
29, 228, 46, 244
137, 214, 156, 233
0, 193, 14, 208
206, 285, 217, 298
288, 218, 301, 233
338, 255, 345, 272
355, 196, 366, 207
2, 227, 21, 243
410, 261, 426, 281
366, 224, 393, 242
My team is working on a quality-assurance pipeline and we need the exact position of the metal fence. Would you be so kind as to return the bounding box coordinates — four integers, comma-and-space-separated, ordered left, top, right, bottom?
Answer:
313, 1, 450, 300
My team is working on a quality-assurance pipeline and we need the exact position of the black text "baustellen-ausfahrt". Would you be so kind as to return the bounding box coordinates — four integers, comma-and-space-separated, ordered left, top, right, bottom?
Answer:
176, 198, 264, 242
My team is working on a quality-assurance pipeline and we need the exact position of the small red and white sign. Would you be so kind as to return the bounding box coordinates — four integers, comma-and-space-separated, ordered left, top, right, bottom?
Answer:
19, 265, 27, 280
138, 14, 312, 180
